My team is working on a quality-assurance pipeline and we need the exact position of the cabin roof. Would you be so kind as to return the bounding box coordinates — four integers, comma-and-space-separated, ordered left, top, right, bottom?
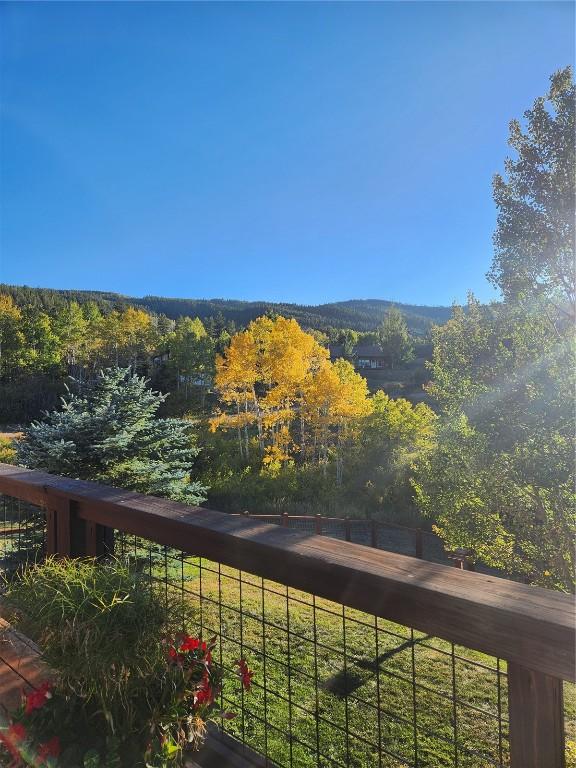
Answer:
329, 344, 385, 358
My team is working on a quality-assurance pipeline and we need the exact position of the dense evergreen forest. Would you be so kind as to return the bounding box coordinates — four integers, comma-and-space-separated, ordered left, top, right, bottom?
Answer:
0, 284, 451, 335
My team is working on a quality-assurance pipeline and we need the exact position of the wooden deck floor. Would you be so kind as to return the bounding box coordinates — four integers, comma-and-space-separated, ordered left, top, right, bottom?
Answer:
0, 621, 265, 767
0, 619, 49, 716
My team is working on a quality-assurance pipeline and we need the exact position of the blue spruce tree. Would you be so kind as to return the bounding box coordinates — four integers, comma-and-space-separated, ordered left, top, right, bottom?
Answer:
18, 368, 207, 504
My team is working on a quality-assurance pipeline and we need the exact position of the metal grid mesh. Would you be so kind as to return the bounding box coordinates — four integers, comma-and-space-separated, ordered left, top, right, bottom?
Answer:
0, 492, 45, 574
116, 533, 510, 768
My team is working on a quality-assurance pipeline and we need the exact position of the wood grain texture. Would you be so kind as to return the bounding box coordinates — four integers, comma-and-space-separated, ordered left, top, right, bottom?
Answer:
0, 463, 574, 681
187, 727, 267, 767
508, 662, 566, 768
0, 619, 48, 713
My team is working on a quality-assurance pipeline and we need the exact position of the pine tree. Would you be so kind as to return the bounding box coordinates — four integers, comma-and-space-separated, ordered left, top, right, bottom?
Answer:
17, 368, 207, 504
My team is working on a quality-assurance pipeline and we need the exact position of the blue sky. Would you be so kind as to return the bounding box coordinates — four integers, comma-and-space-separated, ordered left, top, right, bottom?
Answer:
0, 1, 573, 306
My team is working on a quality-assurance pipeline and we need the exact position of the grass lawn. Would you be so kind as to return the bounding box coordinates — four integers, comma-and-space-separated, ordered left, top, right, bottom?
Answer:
145, 552, 575, 768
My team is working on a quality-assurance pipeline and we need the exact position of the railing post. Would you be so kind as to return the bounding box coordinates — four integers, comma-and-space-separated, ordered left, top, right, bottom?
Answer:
371, 519, 378, 548
49, 498, 84, 557
448, 547, 475, 570
46, 494, 111, 558
281, 512, 289, 528
344, 517, 351, 542
415, 528, 423, 559
84, 520, 114, 558
508, 662, 565, 767
315, 514, 322, 535
45, 505, 57, 557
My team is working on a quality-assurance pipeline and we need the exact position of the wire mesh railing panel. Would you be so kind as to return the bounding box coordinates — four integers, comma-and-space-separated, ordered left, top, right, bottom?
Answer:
115, 532, 511, 768
239, 513, 455, 565
284, 518, 318, 535
419, 530, 450, 565
316, 519, 347, 541
0, 493, 46, 577
373, 525, 417, 558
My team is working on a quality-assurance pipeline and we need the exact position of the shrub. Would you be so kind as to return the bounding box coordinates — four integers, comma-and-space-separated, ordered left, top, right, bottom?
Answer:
0, 436, 16, 464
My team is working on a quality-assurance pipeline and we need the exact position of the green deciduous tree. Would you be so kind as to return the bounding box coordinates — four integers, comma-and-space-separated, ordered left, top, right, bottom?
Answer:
21, 308, 62, 373
0, 294, 26, 377
414, 68, 576, 591
339, 329, 359, 358
412, 410, 575, 591
167, 317, 214, 403
351, 392, 437, 520
377, 307, 414, 367
18, 368, 207, 504
415, 293, 574, 590
489, 66, 575, 317
53, 301, 90, 375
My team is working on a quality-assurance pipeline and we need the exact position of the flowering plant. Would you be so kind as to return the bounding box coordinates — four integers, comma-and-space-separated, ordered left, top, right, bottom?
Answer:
0, 637, 253, 768
0, 684, 61, 768
0, 559, 253, 768
148, 633, 252, 759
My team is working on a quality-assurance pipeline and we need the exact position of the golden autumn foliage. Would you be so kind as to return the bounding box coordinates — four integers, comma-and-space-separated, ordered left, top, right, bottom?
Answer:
210, 316, 371, 470
101, 307, 157, 367
0, 294, 25, 375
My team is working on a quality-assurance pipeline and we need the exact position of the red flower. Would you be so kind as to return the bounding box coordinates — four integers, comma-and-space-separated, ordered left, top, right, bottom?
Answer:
167, 646, 184, 663
236, 659, 253, 691
37, 736, 60, 764
0, 722, 27, 761
179, 636, 210, 658
195, 684, 213, 705
24, 682, 52, 715
179, 636, 201, 653
166, 634, 214, 666
8, 724, 26, 742
194, 669, 214, 706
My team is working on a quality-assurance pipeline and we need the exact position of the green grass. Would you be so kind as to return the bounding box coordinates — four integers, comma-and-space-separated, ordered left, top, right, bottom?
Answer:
144, 553, 575, 768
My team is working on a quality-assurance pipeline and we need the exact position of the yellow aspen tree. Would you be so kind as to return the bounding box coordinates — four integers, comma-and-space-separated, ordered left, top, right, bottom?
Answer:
102, 308, 157, 369
81, 302, 106, 374
0, 295, 25, 377
259, 317, 328, 460
210, 329, 259, 460
211, 316, 329, 465
303, 358, 372, 481
120, 307, 158, 369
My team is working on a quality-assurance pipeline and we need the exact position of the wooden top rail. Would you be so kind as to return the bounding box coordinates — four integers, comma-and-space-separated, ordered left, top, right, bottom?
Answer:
0, 463, 574, 682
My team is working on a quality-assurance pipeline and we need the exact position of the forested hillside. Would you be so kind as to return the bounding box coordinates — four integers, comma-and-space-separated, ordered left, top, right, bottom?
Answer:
1, 285, 451, 334
0, 283, 436, 424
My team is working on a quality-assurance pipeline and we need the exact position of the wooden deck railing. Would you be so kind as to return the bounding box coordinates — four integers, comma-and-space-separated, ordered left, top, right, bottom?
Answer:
0, 463, 574, 768
231, 511, 477, 568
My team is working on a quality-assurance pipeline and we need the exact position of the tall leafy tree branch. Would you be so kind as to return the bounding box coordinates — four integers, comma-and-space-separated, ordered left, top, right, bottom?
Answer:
489, 66, 575, 318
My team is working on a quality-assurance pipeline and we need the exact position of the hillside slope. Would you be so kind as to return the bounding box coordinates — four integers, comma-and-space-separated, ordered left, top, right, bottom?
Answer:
2, 285, 453, 334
